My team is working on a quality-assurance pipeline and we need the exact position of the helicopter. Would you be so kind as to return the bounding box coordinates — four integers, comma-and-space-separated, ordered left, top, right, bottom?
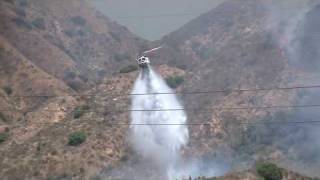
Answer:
136, 46, 162, 68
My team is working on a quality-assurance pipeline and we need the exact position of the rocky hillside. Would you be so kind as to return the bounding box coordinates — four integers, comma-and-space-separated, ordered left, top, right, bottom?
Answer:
203, 163, 319, 180
158, 0, 292, 157
1, 0, 320, 179
0, 0, 146, 179
0, 0, 147, 88
157, 0, 320, 176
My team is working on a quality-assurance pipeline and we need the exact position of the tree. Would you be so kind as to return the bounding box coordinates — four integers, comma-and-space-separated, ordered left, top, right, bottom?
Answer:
0, 133, 8, 144
32, 18, 46, 30
256, 162, 282, 180
2, 86, 12, 95
73, 105, 90, 119
68, 132, 86, 146
119, 65, 138, 73
71, 16, 86, 26
166, 76, 184, 89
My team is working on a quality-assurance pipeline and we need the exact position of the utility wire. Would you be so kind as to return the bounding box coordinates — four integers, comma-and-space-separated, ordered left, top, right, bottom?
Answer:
2, 104, 320, 113
111, 12, 200, 19
109, 9, 320, 20
21, 120, 320, 126
2, 84, 320, 98
105, 120, 320, 126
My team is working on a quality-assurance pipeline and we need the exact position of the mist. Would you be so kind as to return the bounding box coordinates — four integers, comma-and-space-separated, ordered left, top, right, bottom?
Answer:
130, 67, 188, 179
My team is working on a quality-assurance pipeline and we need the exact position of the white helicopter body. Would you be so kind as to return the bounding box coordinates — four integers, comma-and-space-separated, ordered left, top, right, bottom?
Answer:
136, 46, 162, 68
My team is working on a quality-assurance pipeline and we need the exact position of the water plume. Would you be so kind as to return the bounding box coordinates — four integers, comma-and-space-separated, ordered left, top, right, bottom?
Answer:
130, 67, 189, 179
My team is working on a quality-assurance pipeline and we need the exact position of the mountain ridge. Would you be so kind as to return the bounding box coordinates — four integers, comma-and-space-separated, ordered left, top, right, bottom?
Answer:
0, 0, 320, 179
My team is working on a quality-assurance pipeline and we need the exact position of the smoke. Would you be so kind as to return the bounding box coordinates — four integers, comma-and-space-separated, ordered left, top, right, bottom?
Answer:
265, 0, 320, 71
237, 0, 320, 176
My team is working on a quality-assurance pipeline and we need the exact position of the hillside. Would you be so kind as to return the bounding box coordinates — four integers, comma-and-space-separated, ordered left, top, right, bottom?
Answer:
157, 0, 320, 176
0, 0, 147, 88
158, 0, 292, 157
204, 164, 319, 180
1, 0, 320, 179
0, 0, 146, 179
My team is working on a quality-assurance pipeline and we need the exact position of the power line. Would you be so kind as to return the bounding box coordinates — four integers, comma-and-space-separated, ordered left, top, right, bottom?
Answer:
20, 120, 320, 126
108, 120, 320, 126
108, 8, 320, 20
2, 84, 320, 98
111, 12, 200, 19
2, 104, 320, 113
129, 85, 320, 96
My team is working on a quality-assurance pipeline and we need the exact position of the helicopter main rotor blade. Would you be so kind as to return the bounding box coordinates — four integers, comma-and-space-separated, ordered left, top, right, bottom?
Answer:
143, 46, 162, 54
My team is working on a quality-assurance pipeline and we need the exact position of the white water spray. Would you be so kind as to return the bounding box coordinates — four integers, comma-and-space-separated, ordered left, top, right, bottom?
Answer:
130, 67, 189, 179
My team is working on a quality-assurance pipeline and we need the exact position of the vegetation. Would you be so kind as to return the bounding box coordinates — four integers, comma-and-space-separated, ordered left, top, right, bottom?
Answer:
12, 18, 32, 30
65, 29, 87, 38
64, 71, 76, 80
0, 112, 8, 122
165, 76, 184, 89
110, 31, 121, 42
15, 8, 26, 17
119, 65, 138, 73
32, 18, 46, 30
2, 86, 12, 95
65, 29, 79, 38
0, 45, 4, 53
3, 0, 15, 5
67, 80, 83, 91
0, 133, 9, 144
17, 0, 28, 7
71, 16, 86, 26
114, 53, 131, 62
78, 74, 88, 83
73, 105, 90, 119
256, 162, 282, 180
68, 131, 86, 146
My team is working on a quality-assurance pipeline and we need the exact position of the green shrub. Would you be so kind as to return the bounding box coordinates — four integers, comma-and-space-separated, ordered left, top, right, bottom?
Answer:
256, 162, 282, 180
68, 131, 86, 146
65, 29, 86, 38
114, 53, 131, 62
0, 45, 5, 53
0, 112, 8, 122
3, 0, 15, 5
64, 71, 76, 80
0, 133, 8, 144
71, 16, 86, 26
78, 74, 88, 83
119, 65, 138, 73
67, 80, 83, 91
15, 8, 26, 17
12, 18, 32, 30
73, 105, 90, 119
165, 76, 184, 89
18, 0, 28, 7
110, 32, 121, 42
2, 86, 12, 95
32, 18, 45, 30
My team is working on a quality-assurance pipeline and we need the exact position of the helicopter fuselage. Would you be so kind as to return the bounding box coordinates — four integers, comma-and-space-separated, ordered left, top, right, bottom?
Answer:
137, 55, 150, 68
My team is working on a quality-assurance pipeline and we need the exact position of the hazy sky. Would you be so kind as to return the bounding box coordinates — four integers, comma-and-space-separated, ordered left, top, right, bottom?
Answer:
91, 0, 225, 40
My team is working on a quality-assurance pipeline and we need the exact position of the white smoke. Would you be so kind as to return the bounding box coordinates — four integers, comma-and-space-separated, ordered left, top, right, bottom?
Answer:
130, 67, 189, 179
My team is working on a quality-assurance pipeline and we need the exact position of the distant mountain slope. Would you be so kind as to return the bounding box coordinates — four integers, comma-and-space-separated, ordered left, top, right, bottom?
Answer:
157, 0, 320, 176
0, 0, 147, 90
0, 0, 147, 179
0, 0, 320, 179
158, 0, 289, 145
205, 165, 318, 180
